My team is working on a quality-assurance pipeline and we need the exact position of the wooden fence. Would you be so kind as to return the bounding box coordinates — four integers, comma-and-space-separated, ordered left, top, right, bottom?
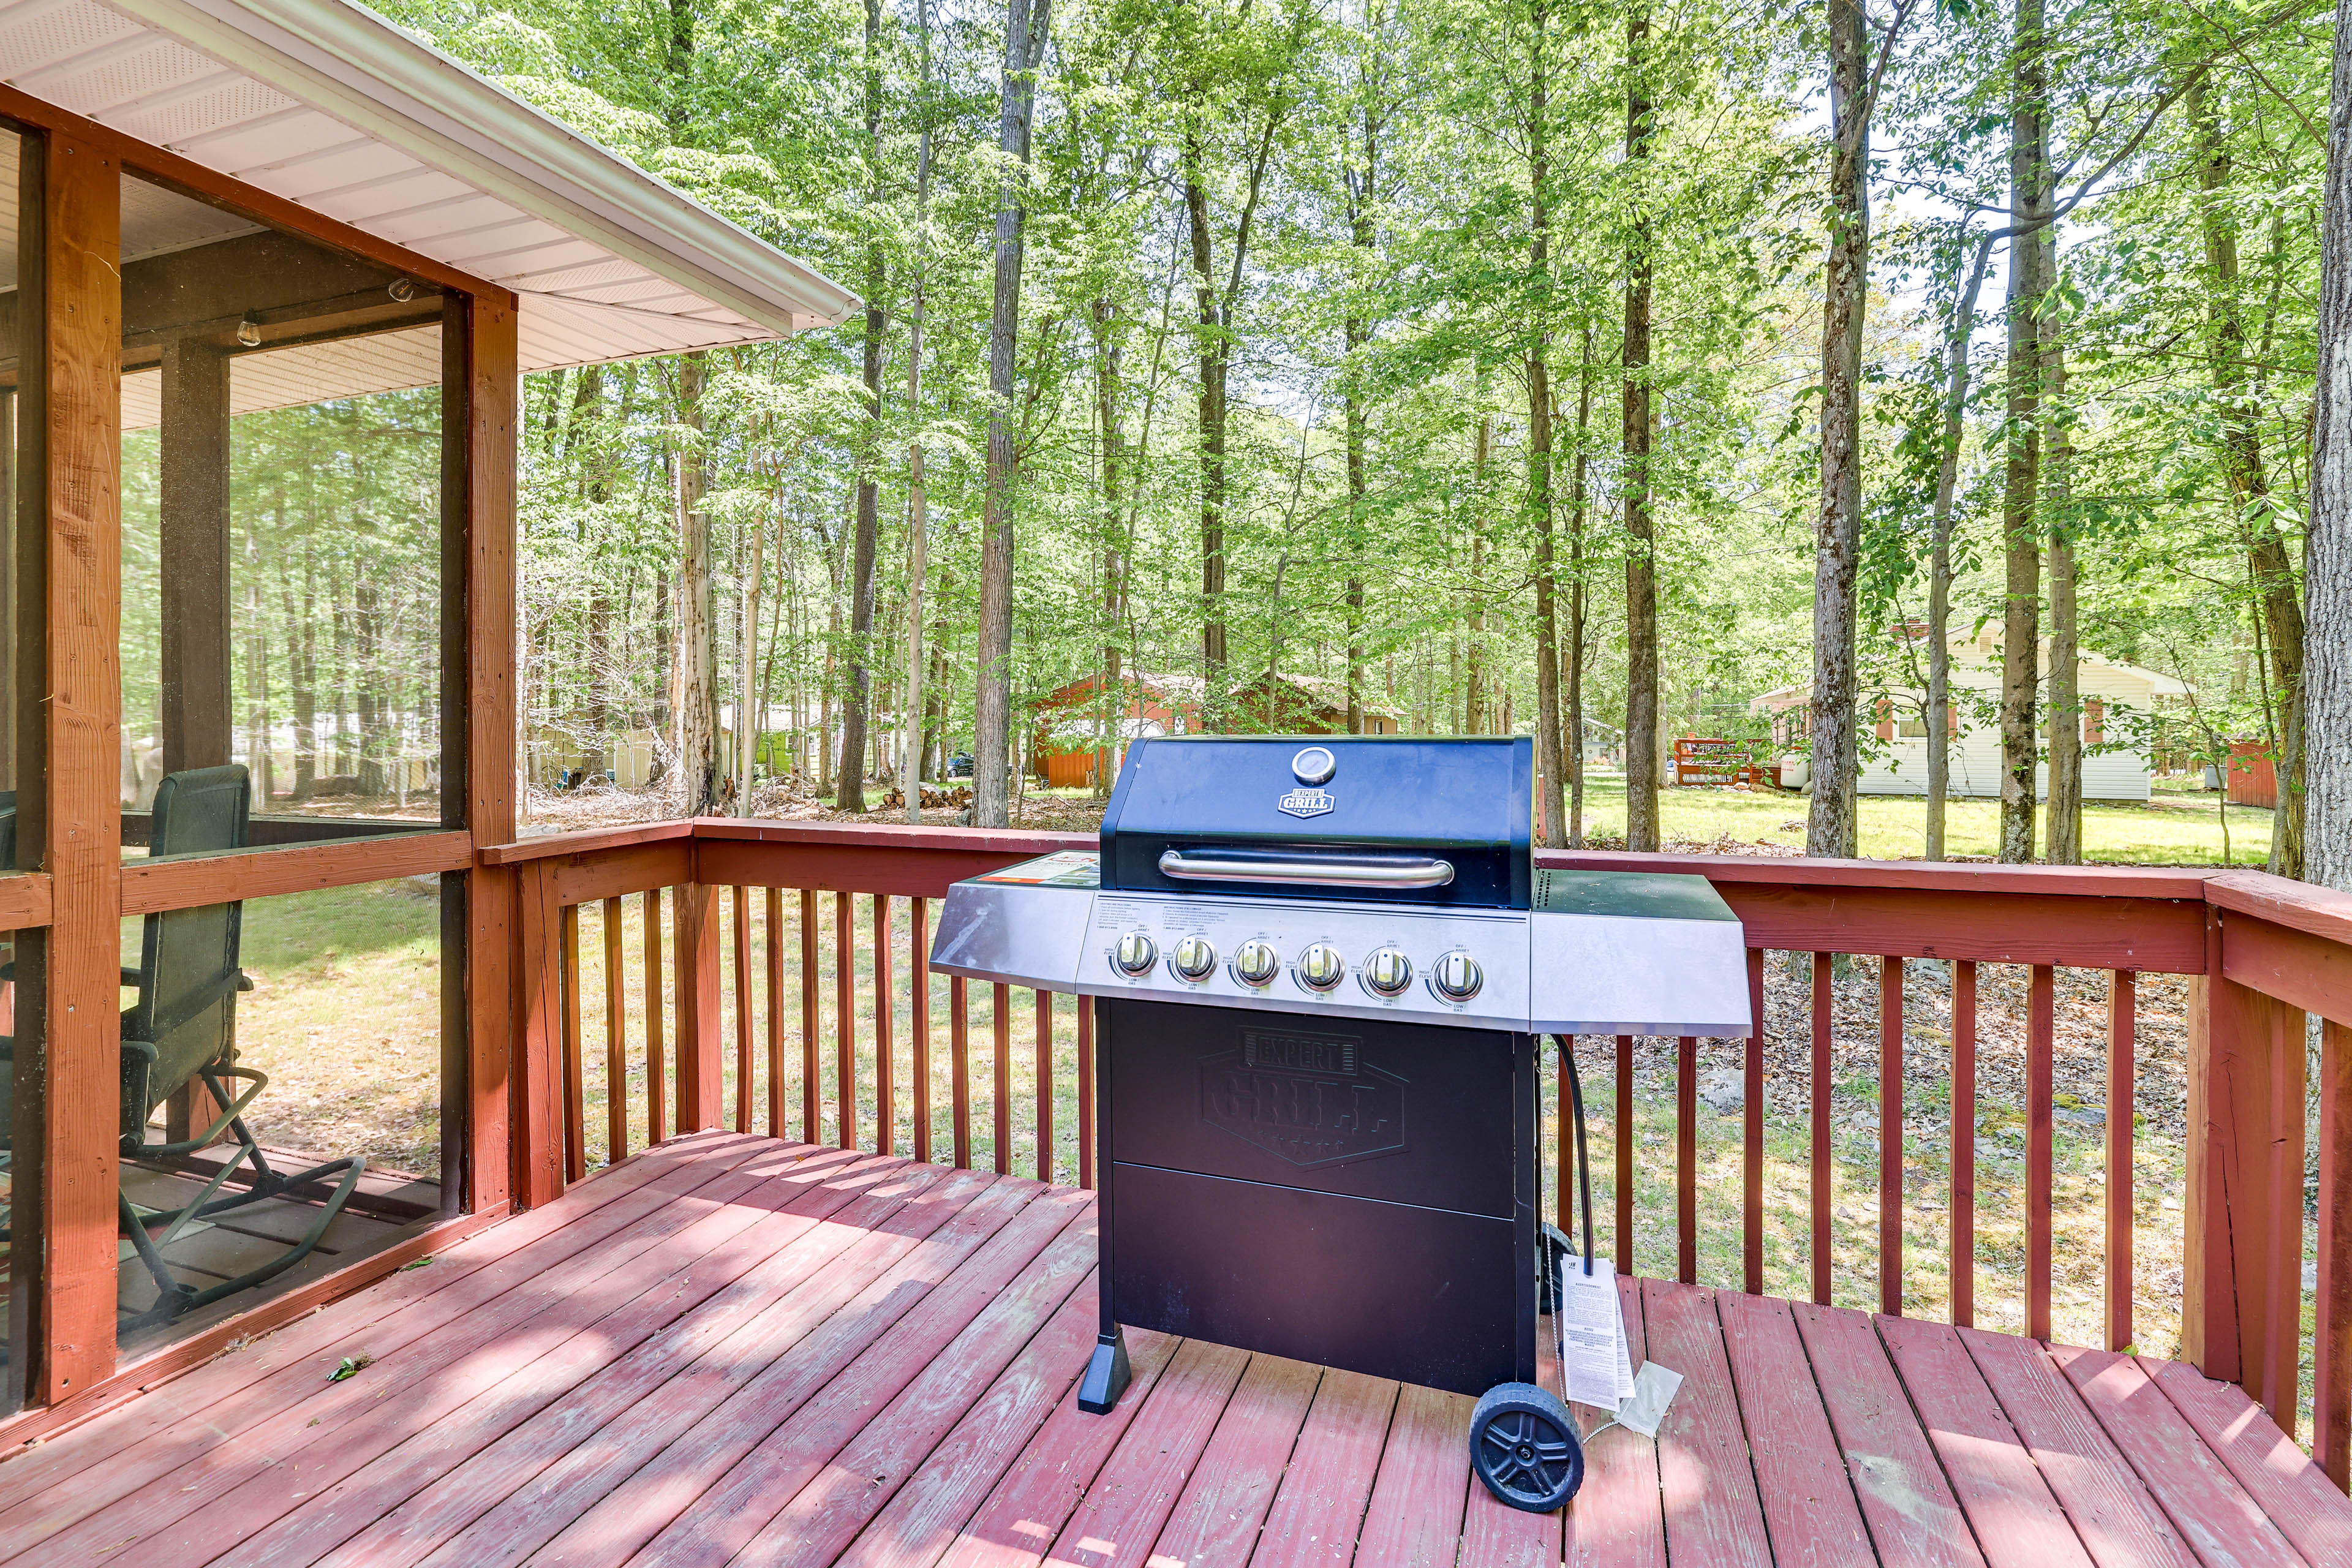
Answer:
482, 818, 2352, 1490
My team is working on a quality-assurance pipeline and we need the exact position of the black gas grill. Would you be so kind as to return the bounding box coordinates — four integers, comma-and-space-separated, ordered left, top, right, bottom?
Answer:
930, 736, 1749, 1510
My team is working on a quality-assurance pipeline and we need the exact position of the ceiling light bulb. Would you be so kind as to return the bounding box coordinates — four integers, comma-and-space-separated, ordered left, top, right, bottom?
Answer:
236, 318, 262, 347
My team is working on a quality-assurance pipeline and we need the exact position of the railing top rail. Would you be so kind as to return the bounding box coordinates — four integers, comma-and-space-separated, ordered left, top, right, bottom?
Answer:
478, 820, 695, 864
687, 817, 1092, 855
2203, 868, 2352, 945
1538, 848, 2218, 900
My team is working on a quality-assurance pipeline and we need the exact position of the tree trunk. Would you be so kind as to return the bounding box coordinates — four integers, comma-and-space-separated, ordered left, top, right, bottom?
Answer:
1622, 1, 1659, 851
1344, 59, 1380, 737
676, 352, 716, 815
837, 0, 887, 812
973, 0, 1050, 827
1567, 330, 1594, 846
1806, 0, 1869, 859
1095, 297, 1125, 798
900, 0, 934, 822
1999, 0, 2051, 864
2307, 0, 2352, 890
2192, 75, 2306, 876
1528, 0, 1565, 844
1466, 417, 1490, 733
739, 509, 765, 815
1925, 238, 1992, 862
1186, 141, 1229, 696
2044, 287, 2081, 863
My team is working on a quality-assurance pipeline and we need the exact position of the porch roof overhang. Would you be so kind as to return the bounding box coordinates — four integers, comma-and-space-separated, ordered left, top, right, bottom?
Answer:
0, 0, 856, 378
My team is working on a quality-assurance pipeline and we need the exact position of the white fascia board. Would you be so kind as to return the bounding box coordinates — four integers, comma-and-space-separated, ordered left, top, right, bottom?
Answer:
100, 0, 859, 333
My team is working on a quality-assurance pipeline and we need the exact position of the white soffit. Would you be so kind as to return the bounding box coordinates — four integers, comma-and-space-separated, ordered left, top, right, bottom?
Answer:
0, 0, 856, 374
122, 323, 440, 429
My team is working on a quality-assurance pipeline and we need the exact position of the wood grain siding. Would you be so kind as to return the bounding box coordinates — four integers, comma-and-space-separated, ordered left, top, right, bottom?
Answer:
35, 130, 121, 1405
459, 292, 518, 1216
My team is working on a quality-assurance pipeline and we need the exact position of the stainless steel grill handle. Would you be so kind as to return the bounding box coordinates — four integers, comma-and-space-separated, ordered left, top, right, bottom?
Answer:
1157, 848, 1456, 890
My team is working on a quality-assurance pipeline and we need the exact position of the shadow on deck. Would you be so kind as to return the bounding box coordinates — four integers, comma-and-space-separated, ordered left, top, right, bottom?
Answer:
1, 1131, 2344, 1567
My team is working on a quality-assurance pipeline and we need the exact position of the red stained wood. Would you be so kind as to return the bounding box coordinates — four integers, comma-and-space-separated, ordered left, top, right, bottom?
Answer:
913, 897, 932, 1164
1250, 1368, 1395, 1567
1814, 951, 1834, 1306
562, 901, 586, 1182
2319, 1018, 2352, 1489
478, 820, 693, 865
1746, 948, 1767, 1295
2136, 1353, 2352, 1567
605, 897, 628, 1161
1951, 961, 1977, 1329
1882, 955, 1904, 1316
119, 829, 470, 914
1563, 1274, 1665, 1568
514, 862, 565, 1208
2106, 973, 2134, 1353
1037, 989, 1055, 1183
1644, 1278, 1771, 1568
548, 840, 693, 905
692, 824, 1090, 899
993, 982, 1013, 1175
1143, 1354, 1323, 1566
2204, 868, 2352, 951
675, 881, 723, 1131
1960, 1326, 2195, 1568
952, 974, 973, 1168
1718, 1291, 1875, 1567
1538, 848, 2214, 902
530, 1188, 1091, 1568
878, 894, 896, 1156
801, 887, 820, 1142
2047, 1346, 2303, 1568
768, 886, 786, 1139
2218, 913, 2352, 1038
838, 889, 857, 1148
1043, 1336, 1251, 1568
645, 889, 667, 1142
1358, 1383, 1474, 1568
925, 1326, 1182, 1568
1678, 1032, 1697, 1283
1792, 1303, 1983, 1568
2028, 965, 2054, 1341
735, 885, 755, 1133
1872, 1314, 2095, 1568
0, 872, 50, 930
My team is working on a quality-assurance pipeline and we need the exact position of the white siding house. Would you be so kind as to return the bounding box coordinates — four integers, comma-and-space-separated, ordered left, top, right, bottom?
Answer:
1754, 629, 2190, 802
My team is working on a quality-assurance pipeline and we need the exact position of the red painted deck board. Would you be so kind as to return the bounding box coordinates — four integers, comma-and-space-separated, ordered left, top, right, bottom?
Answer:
0, 1139, 2336, 1568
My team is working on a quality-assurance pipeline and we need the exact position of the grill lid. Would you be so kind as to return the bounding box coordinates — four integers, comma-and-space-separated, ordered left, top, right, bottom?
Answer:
1098, 736, 1532, 908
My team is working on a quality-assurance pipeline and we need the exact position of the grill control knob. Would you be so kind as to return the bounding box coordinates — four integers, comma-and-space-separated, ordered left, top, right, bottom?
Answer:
1430, 950, 1483, 1001
1362, 947, 1414, 997
1113, 931, 1158, 976
1232, 939, 1281, 987
1295, 943, 1346, 992
1170, 935, 1218, 981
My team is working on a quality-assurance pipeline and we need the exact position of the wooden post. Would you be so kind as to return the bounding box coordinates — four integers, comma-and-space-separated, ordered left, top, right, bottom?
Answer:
510, 861, 563, 1208
157, 338, 231, 777
31, 129, 123, 1406
2185, 914, 2307, 1419
672, 881, 722, 1130
2315, 1018, 2352, 1490
454, 291, 518, 1216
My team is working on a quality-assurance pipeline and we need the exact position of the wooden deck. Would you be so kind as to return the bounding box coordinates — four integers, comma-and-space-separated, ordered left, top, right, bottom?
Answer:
4, 1130, 2349, 1567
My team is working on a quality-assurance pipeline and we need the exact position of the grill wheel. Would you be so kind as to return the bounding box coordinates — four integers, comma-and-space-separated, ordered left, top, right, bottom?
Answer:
1469, 1381, 1585, 1513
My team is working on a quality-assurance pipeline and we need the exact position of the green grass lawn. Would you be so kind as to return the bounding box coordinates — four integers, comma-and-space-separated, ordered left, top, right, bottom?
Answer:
1564, 773, 2271, 866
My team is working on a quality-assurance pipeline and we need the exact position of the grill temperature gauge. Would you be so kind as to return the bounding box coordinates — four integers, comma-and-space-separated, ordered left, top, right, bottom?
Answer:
1232, 940, 1281, 987
1429, 950, 1483, 1001
1169, 935, 1218, 981
1113, 931, 1158, 976
1295, 943, 1346, 992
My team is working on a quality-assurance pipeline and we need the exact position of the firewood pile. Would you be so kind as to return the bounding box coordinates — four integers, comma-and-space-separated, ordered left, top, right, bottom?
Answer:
880, 784, 974, 810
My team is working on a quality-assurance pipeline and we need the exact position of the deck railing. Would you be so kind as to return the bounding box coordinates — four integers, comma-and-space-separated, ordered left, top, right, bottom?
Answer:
481, 818, 2352, 1491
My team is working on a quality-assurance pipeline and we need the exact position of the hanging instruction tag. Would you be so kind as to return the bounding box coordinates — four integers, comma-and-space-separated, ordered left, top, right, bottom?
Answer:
1556, 1252, 1637, 1410
1613, 1362, 1684, 1438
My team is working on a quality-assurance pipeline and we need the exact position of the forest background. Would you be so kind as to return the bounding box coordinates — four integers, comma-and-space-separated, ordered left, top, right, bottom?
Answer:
341, 0, 2338, 872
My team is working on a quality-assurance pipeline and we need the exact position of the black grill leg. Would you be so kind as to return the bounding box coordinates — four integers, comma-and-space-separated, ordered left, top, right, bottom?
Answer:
1077, 1325, 1131, 1414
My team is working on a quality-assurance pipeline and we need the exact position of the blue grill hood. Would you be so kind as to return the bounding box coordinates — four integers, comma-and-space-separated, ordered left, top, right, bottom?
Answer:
1098, 736, 1534, 909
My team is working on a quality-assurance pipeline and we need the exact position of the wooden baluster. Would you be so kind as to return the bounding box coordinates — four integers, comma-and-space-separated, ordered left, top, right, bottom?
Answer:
1615, 1033, 1634, 1273
912, 897, 932, 1164
604, 897, 626, 1163
1036, 990, 1054, 1183
2316, 1018, 2352, 1490
1880, 954, 1904, 1317
2028, 963, 2055, 1341
766, 888, 784, 1140
1076, 996, 1094, 1190
800, 888, 820, 1143
644, 890, 666, 1144
2106, 970, 2136, 1352
733, 886, 753, 1134
993, 981, 1012, 1175
560, 903, 585, 1183
1745, 948, 1766, 1295
836, 890, 856, 1150
1677, 1033, 1696, 1284
1951, 960, 1976, 1329
952, 974, 972, 1168
1812, 951, 1833, 1306
875, 894, 894, 1156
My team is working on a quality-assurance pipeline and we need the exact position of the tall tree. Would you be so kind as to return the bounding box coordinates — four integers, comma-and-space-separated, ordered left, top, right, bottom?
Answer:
1924, 236, 1994, 861
1999, 0, 2052, 864
1343, 7, 1384, 736
900, 0, 934, 821
973, 0, 1051, 826
666, 0, 716, 813
1527, 0, 1567, 845
2310, 0, 2352, 889
1622, 0, 1660, 851
838, 0, 889, 810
